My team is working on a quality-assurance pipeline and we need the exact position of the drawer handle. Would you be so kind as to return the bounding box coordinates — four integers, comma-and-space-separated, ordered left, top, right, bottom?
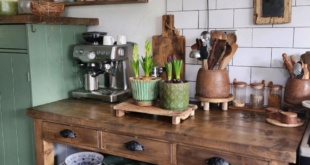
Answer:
124, 141, 145, 151
60, 129, 77, 138
206, 157, 230, 165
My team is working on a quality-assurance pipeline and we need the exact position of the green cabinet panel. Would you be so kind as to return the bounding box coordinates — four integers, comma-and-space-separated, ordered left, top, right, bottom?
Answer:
0, 53, 33, 165
27, 24, 85, 106
0, 24, 87, 165
0, 25, 28, 49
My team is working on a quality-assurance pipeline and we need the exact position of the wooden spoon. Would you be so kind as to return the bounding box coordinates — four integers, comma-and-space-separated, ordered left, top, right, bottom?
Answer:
218, 43, 238, 70
227, 33, 237, 46
282, 53, 295, 78
290, 55, 296, 66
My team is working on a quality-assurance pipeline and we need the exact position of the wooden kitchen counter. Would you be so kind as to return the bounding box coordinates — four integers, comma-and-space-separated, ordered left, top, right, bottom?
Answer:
27, 99, 307, 165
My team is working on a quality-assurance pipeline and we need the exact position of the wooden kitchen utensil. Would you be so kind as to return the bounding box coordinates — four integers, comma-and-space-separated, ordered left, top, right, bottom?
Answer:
303, 64, 309, 79
290, 55, 296, 66
227, 33, 237, 46
218, 43, 238, 70
208, 39, 218, 68
211, 31, 226, 40
301, 52, 310, 72
217, 44, 232, 70
282, 53, 295, 78
152, 15, 185, 80
209, 40, 226, 70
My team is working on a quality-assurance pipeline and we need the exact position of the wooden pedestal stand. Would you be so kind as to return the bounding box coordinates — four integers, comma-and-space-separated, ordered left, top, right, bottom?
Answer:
113, 99, 198, 125
195, 94, 233, 111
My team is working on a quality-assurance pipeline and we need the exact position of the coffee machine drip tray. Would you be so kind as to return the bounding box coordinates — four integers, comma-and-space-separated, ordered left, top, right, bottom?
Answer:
72, 88, 131, 102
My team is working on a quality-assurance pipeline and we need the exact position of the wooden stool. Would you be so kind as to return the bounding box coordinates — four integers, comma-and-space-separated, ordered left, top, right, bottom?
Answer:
195, 94, 233, 111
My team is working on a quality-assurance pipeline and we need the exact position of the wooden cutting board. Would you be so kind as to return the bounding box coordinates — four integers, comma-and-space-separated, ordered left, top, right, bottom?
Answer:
152, 15, 186, 80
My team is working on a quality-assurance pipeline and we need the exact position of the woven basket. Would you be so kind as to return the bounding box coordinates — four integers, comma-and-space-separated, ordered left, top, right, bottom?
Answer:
30, 1, 65, 18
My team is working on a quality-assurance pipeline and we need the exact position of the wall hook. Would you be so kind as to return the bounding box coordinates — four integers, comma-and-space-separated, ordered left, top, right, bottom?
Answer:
31, 24, 36, 33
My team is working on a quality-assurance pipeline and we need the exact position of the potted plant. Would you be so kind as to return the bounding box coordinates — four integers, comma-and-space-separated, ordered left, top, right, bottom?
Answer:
160, 55, 189, 110
130, 41, 161, 106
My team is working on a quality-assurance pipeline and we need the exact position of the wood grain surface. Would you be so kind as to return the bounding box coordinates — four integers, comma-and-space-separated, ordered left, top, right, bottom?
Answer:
27, 99, 307, 164
177, 144, 268, 165
152, 15, 185, 80
42, 122, 99, 148
101, 132, 172, 164
65, 0, 148, 6
0, 15, 99, 25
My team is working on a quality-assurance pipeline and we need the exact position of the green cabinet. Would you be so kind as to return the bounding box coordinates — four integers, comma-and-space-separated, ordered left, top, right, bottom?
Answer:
0, 24, 86, 165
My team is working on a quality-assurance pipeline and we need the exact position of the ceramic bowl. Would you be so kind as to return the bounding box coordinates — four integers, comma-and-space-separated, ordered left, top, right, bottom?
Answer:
65, 152, 104, 165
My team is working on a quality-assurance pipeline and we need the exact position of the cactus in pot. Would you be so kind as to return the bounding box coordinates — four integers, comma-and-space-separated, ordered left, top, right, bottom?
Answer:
160, 55, 189, 110
130, 41, 161, 106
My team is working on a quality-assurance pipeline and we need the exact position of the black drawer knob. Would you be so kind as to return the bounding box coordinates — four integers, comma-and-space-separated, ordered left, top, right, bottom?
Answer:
60, 129, 77, 138
124, 141, 145, 151
206, 157, 230, 165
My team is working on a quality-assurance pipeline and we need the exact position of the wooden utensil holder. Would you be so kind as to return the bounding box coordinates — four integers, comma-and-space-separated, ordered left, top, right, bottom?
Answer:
195, 69, 232, 110
284, 78, 310, 105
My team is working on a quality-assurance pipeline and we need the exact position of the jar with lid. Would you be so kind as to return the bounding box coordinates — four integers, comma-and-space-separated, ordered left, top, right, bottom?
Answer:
268, 82, 282, 109
232, 79, 247, 107
250, 81, 265, 109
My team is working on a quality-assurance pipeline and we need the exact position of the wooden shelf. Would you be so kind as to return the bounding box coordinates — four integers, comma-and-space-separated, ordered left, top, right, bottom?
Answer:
0, 15, 99, 25
65, 0, 148, 6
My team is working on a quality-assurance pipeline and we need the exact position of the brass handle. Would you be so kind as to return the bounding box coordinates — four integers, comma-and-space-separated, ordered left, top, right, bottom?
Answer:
206, 157, 230, 165
124, 141, 145, 151
60, 129, 77, 138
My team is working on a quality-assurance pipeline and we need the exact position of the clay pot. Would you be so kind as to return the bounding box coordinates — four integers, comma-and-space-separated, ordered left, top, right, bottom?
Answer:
130, 77, 161, 106
160, 81, 189, 110
284, 78, 310, 105
196, 69, 230, 98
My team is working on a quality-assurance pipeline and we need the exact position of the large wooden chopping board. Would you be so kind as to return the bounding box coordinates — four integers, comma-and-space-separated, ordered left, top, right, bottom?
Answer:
152, 15, 186, 80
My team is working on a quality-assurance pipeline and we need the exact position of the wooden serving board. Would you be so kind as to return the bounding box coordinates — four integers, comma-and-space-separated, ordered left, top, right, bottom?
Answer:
266, 118, 304, 127
113, 99, 197, 124
152, 15, 186, 80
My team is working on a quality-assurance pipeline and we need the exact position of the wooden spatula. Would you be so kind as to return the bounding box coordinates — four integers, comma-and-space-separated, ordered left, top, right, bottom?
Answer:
218, 43, 238, 70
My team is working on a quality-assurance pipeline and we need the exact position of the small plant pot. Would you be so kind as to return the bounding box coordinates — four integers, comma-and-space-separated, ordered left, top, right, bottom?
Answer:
160, 81, 189, 110
130, 77, 161, 106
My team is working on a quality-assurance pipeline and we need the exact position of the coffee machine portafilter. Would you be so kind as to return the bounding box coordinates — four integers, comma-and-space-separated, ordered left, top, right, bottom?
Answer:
71, 42, 134, 102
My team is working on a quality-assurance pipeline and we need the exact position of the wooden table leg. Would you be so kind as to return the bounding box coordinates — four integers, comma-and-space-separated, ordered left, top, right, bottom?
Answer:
172, 116, 181, 124
116, 110, 125, 117
34, 119, 54, 165
222, 102, 228, 111
203, 102, 210, 111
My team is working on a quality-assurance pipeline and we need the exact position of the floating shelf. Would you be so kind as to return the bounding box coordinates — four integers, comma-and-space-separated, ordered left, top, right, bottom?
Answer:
65, 0, 148, 6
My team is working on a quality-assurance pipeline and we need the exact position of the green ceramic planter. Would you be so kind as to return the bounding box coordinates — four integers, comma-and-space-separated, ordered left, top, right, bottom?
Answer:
130, 77, 161, 106
160, 81, 189, 110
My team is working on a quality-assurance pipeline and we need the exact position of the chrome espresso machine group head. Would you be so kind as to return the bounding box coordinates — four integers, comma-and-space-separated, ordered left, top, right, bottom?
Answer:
72, 38, 134, 102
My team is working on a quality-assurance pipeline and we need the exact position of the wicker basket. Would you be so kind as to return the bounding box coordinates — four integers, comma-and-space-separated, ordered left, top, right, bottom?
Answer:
30, 1, 65, 18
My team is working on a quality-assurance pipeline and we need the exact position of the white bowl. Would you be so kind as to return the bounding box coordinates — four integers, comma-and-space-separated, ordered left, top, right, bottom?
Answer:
65, 152, 104, 165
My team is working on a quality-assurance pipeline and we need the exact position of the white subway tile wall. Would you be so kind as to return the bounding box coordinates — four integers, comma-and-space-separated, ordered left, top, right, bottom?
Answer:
166, 0, 310, 104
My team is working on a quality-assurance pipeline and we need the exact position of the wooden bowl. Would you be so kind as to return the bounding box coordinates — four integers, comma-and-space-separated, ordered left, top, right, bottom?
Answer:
196, 69, 230, 98
30, 2, 64, 18
284, 78, 310, 105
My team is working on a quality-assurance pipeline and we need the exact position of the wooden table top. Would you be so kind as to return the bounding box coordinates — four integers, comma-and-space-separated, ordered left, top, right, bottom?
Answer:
27, 99, 307, 163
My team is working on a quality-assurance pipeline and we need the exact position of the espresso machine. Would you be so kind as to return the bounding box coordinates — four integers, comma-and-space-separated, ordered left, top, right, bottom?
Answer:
72, 32, 134, 102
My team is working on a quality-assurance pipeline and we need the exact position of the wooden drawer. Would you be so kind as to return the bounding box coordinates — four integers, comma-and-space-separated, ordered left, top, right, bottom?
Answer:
177, 145, 268, 165
101, 132, 172, 164
0, 25, 27, 49
42, 122, 98, 148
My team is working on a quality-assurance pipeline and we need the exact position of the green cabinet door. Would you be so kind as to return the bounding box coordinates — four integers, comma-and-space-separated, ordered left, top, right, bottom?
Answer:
0, 52, 34, 165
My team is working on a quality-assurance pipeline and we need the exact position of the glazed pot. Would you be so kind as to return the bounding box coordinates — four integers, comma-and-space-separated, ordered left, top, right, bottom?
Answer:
130, 77, 161, 106
284, 78, 310, 105
196, 69, 230, 98
160, 81, 189, 110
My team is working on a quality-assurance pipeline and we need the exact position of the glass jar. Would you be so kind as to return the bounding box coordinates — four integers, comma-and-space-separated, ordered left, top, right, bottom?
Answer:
268, 84, 282, 108
233, 81, 247, 107
0, 0, 18, 16
250, 83, 264, 109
